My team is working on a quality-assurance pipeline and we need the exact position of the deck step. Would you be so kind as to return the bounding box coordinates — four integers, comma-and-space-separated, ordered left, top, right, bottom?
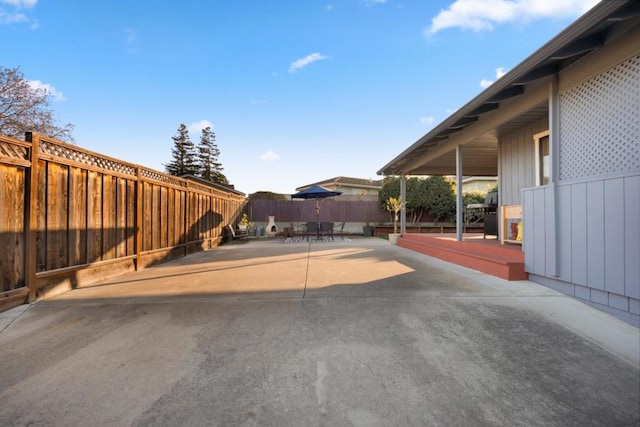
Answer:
398, 235, 528, 281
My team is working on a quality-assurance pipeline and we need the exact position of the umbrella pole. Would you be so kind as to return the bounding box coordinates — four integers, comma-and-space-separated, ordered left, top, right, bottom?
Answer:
316, 199, 320, 240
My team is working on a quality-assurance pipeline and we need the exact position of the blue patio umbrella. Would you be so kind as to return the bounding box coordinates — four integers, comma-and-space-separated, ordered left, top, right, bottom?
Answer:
291, 185, 342, 234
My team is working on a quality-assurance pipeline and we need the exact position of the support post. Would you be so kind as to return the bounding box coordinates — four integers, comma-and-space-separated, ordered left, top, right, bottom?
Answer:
135, 166, 143, 270
456, 145, 463, 241
548, 76, 560, 276
24, 132, 40, 303
400, 174, 406, 235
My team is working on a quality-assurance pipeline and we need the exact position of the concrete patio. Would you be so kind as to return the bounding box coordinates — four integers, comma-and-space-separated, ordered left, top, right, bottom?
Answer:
1, 237, 638, 426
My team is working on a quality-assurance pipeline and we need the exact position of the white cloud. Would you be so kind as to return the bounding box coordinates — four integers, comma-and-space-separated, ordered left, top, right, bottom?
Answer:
365, 0, 386, 4
188, 120, 213, 133
480, 66, 508, 88
259, 150, 280, 162
0, 11, 26, 23
0, 0, 37, 8
0, 0, 37, 27
427, 0, 601, 35
420, 116, 435, 125
28, 80, 66, 101
289, 52, 329, 73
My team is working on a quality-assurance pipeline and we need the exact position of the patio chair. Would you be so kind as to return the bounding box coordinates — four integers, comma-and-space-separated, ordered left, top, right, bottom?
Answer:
333, 222, 345, 236
305, 222, 319, 241
227, 224, 248, 240
321, 222, 334, 240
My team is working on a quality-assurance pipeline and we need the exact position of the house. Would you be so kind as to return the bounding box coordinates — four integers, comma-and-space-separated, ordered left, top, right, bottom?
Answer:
295, 176, 383, 200
462, 176, 497, 194
378, 1, 639, 324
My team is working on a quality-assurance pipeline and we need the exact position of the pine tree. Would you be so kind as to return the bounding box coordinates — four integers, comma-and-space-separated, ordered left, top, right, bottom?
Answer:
165, 124, 198, 176
197, 126, 228, 184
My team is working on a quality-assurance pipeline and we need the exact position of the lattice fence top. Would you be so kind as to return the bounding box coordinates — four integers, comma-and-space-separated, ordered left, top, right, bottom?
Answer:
559, 54, 640, 180
0, 138, 29, 162
39, 138, 137, 176
140, 167, 187, 187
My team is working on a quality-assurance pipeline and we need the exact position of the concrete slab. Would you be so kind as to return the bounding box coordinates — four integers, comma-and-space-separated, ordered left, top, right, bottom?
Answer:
1, 237, 638, 426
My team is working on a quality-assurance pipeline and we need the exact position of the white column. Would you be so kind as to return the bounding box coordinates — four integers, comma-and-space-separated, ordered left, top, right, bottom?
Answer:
456, 145, 463, 241
400, 174, 406, 234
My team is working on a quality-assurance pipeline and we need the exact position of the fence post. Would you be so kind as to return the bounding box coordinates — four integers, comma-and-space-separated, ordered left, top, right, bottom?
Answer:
135, 166, 143, 270
184, 181, 190, 256
24, 132, 40, 303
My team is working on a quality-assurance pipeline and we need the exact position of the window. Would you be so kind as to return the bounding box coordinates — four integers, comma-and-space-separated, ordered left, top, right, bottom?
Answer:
534, 131, 550, 186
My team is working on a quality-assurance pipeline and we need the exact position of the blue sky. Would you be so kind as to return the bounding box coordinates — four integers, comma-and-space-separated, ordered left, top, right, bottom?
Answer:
2, 0, 600, 194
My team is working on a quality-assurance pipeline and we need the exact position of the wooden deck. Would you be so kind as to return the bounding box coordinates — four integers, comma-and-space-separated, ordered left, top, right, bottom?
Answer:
398, 233, 527, 281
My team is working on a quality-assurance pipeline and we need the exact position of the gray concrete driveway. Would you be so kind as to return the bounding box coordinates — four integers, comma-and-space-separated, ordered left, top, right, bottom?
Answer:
1, 238, 639, 426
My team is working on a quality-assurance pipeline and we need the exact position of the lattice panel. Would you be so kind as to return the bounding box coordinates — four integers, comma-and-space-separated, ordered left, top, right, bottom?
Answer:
559, 54, 640, 180
0, 140, 29, 161
39, 139, 137, 176
140, 167, 186, 187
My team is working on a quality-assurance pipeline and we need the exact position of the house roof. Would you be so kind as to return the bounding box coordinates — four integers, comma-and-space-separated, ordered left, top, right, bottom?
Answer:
377, 1, 640, 177
296, 176, 383, 191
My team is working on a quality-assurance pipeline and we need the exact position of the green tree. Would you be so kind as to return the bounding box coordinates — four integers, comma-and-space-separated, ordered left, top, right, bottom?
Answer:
197, 126, 227, 184
424, 176, 456, 225
0, 66, 74, 142
165, 124, 198, 176
379, 176, 427, 224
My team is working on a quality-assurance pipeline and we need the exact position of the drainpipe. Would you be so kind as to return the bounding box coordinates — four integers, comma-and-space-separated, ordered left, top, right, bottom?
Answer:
456, 145, 463, 241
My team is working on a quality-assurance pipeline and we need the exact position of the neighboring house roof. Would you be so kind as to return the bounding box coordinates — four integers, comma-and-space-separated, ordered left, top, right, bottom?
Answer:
377, 1, 640, 177
296, 176, 383, 192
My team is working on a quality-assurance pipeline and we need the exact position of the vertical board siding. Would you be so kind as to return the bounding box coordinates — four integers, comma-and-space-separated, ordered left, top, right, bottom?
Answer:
0, 163, 25, 291
557, 185, 572, 281
586, 181, 605, 290
126, 180, 136, 256
35, 160, 47, 272
624, 176, 640, 299
68, 167, 87, 266
115, 177, 128, 258
499, 117, 545, 206
87, 171, 103, 263
570, 183, 588, 286
523, 189, 536, 273
46, 162, 69, 270
102, 175, 116, 261
524, 173, 639, 314
160, 186, 168, 249
603, 179, 625, 295
532, 188, 546, 276
544, 186, 556, 276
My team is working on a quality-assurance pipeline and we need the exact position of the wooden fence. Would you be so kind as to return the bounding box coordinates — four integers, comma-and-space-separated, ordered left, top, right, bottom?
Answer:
247, 199, 394, 224
0, 133, 246, 312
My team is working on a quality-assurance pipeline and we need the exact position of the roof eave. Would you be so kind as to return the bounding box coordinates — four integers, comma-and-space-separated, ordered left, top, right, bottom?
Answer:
377, 0, 630, 177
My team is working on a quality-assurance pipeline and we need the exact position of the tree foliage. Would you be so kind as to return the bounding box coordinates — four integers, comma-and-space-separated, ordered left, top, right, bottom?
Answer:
248, 191, 287, 201
165, 124, 198, 176
424, 176, 456, 224
197, 126, 228, 184
0, 66, 74, 142
379, 175, 457, 224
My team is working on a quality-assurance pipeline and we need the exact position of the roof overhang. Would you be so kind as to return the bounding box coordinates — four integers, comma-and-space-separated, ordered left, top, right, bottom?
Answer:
377, 0, 640, 177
